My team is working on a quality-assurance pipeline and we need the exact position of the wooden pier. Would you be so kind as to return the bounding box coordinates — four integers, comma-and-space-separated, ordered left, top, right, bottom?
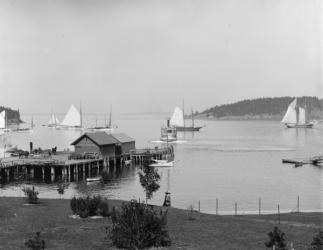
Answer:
282, 155, 323, 167
0, 152, 112, 183
130, 146, 174, 165
0, 145, 175, 183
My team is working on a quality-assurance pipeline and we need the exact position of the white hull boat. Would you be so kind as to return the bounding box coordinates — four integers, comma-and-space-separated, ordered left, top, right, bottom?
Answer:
86, 177, 102, 182
149, 160, 174, 167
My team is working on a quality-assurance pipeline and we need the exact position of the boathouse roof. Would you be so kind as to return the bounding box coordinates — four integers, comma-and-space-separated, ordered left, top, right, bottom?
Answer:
110, 133, 135, 143
71, 132, 118, 146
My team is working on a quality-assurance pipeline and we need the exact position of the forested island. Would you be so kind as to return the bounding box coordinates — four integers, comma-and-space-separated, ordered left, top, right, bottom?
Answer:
0, 106, 23, 124
196, 97, 323, 120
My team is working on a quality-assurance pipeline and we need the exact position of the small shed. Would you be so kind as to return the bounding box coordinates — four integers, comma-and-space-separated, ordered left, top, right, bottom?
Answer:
110, 133, 135, 155
71, 132, 118, 158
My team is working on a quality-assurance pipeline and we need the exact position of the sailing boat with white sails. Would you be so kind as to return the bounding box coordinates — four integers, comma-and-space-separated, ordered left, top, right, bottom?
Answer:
170, 106, 202, 131
281, 98, 315, 128
0, 110, 11, 134
86, 106, 117, 132
47, 113, 60, 128
60, 104, 83, 129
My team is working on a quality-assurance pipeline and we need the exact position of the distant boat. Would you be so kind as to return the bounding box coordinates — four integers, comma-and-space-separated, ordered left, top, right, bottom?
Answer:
60, 104, 83, 129
281, 98, 315, 128
160, 119, 177, 142
86, 177, 102, 182
170, 107, 202, 132
149, 159, 174, 167
0, 110, 11, 134
46, 113, 60, 128
86, 106, 117, 132
15, 116, 34, 133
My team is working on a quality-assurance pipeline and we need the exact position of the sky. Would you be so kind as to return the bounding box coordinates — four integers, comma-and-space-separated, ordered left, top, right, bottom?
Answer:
0, 0, 321, 114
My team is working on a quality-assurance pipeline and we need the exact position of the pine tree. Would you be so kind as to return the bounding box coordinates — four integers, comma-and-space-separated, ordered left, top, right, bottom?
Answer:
265, 226, 287, 250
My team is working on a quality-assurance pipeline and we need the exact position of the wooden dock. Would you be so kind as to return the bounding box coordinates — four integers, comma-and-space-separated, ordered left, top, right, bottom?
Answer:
130, 146, 174, 165
0, 146, 175, 183
282, 155, 323, 167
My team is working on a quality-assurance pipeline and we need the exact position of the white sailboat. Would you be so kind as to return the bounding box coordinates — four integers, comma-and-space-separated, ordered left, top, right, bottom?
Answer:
0, 110, 11, 134
86, 106, 117, 132
281, 98, 315, 128
60, 104, 83, 129
169, 106, 202, 132
47, 113, 60, 128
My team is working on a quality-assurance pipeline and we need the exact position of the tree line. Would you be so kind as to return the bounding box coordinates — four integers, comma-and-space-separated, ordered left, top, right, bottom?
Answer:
198, 96, 323, 118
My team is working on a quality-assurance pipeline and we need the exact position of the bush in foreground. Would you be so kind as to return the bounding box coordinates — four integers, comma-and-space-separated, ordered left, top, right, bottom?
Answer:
110, 199, 171, 249
265, 226, 287, 250
25, 232, 45, 250
22, 186, 39, 204
308, 230, 323, 250
70, 196, 110, 218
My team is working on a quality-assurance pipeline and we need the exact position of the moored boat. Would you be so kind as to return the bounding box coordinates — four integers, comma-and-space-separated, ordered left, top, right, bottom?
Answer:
60, 104, 84, 130
170, 106, 202, 132
160, 119, 177, 142
86, 177, 102, 182
281, 98, 316, 128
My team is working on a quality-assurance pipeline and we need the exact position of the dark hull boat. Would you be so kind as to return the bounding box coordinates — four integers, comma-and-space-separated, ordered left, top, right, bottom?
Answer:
175, 126, 202, 131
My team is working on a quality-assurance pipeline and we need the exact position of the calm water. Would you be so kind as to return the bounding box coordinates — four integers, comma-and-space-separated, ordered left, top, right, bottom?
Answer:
0, 114, 322, 214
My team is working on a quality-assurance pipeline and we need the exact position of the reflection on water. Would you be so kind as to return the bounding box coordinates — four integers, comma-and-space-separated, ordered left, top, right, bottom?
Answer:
0, 115, 322, 214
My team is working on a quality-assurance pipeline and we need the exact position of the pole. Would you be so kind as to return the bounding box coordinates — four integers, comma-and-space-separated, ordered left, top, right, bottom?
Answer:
235, 202, 237, 216
182, 99, 185, 129
297, 196, 299, 213
216, 198, 218, 215
259, 197, 261, 215
198, 200, 200, 214
278, 204, 280, 224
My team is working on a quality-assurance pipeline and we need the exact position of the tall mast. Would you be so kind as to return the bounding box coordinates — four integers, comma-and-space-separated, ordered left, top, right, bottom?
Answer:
80, 100, 83, 128
109, 105, 112, 127
182, 99, 185, 128
304, 97, 307, 123
295, 97, 299, 124
191, 109, 194, 128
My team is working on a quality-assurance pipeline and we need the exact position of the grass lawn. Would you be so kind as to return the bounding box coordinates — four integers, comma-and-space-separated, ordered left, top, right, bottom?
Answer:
0, 197, 322, 249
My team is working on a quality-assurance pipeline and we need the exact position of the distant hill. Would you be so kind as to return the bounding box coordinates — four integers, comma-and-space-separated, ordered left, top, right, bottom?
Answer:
0, 106, 23, 124
197, 97, 323, 120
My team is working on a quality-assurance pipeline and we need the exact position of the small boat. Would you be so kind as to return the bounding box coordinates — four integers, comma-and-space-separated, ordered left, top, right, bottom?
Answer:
149, 160, 174, 167
124, 159, 132, 165
160, 119, 177, 142
45, 112, 60, 128
170, 106, 202, 132
281, 98, 316, 128
14, 116, 34, 133
86, 106, 117, 132
60, 104, 84, 130
0, 110, 11, 134
86, 177, 102, 182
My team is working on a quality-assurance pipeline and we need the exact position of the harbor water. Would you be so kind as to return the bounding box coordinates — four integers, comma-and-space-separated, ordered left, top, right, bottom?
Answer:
0, 113, 322, 215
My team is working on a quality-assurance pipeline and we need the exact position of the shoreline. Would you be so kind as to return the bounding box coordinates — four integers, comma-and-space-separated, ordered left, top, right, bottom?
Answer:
0, 196, 322, 249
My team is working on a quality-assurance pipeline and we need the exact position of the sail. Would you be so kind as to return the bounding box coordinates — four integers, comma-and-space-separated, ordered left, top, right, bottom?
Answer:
170, 107, 184, 127
281, 98, 297, 124
48, 114, 60, 126
61, 105, 81, 127
0, 110, 5, 129
298, 107, 306, 125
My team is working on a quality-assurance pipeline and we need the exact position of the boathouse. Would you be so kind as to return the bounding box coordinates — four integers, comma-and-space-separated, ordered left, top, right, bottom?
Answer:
111, 133, 135, 156
71, 132, 118, 158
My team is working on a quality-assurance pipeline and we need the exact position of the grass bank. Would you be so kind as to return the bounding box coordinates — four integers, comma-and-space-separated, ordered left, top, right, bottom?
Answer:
0, 197, 321, 249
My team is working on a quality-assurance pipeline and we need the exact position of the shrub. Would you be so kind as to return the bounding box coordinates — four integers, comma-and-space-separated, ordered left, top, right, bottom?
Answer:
22, 186, 39, 204
70, 196, 110, 218
308, 231, 323, 250
25, 232, 45, 250
110, 199, 171, 249
265, 226, 287, 250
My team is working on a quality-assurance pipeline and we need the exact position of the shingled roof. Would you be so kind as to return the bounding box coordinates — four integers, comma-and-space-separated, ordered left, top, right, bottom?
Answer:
71, 132, 119, 146
110, 133, 135, 143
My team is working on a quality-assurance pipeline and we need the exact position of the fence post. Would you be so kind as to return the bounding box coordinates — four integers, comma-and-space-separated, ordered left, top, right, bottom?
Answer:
235, 202, 237, 216
216, 198, 218, 215
259, 197, 261, 215
297, 196, 299, 213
